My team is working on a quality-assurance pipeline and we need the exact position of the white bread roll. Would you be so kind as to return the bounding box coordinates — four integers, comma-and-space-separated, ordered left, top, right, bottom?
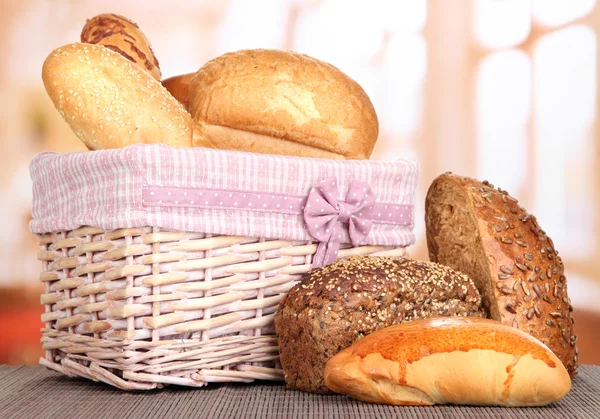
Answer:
42, 43, 215, 150
188, 49, 378, 159
324, 317, 571, 406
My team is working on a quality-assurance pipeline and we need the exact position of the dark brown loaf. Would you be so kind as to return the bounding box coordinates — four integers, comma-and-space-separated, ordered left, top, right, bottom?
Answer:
425, 173, 578, 376
274, 256, 483, 394
42, 43, 216, 150
81, 13, 161, 80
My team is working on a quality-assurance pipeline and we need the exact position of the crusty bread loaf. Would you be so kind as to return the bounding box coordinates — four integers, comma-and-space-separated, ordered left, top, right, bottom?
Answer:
188, 49, 378, 159
425, 173, 578, 376
42, 43, 216, 150
81, 13, 161, 80
162, 73, 194, 110
274, 256, 483, 394
324, 317, 571, 406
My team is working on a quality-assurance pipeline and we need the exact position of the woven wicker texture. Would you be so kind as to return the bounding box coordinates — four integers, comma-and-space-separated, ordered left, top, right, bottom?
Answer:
37, 226, 406, 389
1, 365, 599, 419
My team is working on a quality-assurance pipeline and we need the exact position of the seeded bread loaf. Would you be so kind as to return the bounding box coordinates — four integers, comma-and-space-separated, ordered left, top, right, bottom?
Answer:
325, 317, 571, 406
425, 173, 578, 376
274, 256, 483, 394
81, 13, 161, 80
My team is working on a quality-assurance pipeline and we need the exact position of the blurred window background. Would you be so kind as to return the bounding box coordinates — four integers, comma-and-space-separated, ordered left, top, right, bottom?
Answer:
0, 0, 598, 365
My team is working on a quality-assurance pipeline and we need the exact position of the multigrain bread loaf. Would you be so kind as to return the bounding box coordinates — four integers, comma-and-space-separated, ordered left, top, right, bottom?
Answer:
324, 317, 571, 406
81, 13, 161, 80
425, 173, 578, 376
188, 49, 378, 159
162, 72, 194, 110
274, 256, 483, 394
42, 43, 216, 150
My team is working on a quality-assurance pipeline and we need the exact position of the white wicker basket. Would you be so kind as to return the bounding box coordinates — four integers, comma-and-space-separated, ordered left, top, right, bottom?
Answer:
30, 144, 417, 389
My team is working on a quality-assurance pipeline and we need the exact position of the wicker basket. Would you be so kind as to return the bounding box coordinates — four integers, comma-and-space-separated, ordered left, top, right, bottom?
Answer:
30, 144, 417, 389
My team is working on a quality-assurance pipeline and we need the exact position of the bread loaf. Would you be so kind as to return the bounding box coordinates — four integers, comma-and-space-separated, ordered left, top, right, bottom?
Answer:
274, 256, 483, 394
162, 73, 194, 110
324, 317, 571, 406
81, 13, 161, 80
188, 49, 378, 159
425, 173, 578, 376
42, 43, 215, 150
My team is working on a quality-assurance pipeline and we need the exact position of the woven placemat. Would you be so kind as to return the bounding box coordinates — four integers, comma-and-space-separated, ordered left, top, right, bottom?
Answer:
0, 365, 598, 419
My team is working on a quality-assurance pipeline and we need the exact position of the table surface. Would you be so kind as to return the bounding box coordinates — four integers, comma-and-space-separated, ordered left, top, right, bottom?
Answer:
1, 365, 599, 419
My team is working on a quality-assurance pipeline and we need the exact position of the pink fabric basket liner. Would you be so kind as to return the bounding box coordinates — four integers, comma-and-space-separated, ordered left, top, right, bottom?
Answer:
29, 144, 418, 248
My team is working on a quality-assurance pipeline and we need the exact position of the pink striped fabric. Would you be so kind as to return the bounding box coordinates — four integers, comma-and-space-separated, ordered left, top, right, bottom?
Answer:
30, 144, 418, 246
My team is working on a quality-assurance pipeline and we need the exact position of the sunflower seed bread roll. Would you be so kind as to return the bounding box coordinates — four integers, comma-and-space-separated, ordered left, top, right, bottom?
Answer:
42, 43, 216, 150
274, 256, 483, 394
81, 13, 161, 80
324, 317, 571, 406
188, 49, 379, 159
425, 173, 578, 376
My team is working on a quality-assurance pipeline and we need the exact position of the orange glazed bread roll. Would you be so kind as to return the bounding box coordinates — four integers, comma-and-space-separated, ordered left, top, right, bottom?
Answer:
324, 317, 571, 407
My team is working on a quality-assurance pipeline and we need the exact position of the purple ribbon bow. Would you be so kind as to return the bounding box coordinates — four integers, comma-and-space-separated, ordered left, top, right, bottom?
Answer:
303, 177, 376, 268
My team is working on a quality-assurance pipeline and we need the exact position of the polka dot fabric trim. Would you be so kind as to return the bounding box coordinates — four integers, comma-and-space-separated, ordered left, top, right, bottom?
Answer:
142, 185, 413, 226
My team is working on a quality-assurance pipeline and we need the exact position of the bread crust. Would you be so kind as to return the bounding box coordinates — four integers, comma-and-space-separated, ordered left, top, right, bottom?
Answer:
196, 124, 344, 159
274, 256, 483, 394
324, 317, 571, 406
425, 173, 578, 376
81, 13, 161, 80
162, 72, 194, 110
42, 43, 215, 150
188, 49, 378, 159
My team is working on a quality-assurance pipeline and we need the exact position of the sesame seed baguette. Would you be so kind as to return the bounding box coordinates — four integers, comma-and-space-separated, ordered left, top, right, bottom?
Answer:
274, 256, 484, 394
324, 317, 571, 406
42, 43, 216, 150
81, 13, 161, 80
425, 173, 578, 376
